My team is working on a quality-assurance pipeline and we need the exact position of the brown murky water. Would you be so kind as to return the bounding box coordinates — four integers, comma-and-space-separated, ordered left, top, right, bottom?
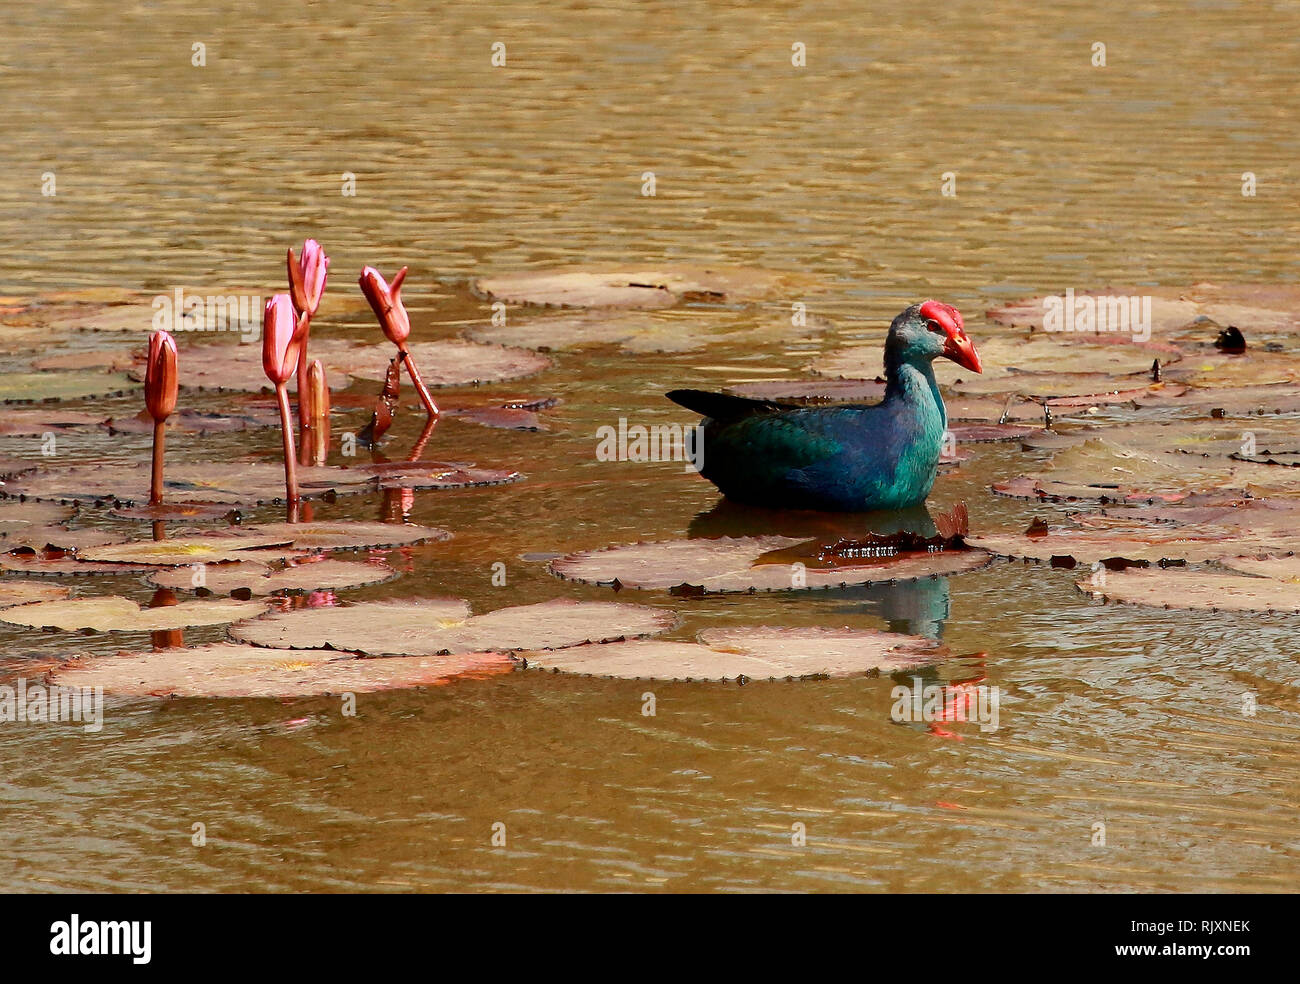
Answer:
1, 1, 1298, 892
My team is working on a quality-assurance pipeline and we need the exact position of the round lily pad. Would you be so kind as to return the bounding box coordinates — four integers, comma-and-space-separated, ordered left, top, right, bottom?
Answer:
50, 643, 514, 698
365, 461, 524, 491
723, 378, 887, 404
0, 500, 74, 532
1076, 568, 1300, 612
0, 553, 156, 577
229, 598, 677, 657
520, 626, 944, 681
1, 461, 375, 506
0, 596, 267, 632
549, 536, 990, 593
165, 339, 551, 392
472, 265, 804, 310
0, 371, 138, 404
238, 521, 451, 551
81, 535, 297, 566
2, 525, 120, 552
0, 581, 71, 608
147, 559, 396, 595
1220, 554, 1300, 582
0, 409, 106, 436
31, 349, 138, 372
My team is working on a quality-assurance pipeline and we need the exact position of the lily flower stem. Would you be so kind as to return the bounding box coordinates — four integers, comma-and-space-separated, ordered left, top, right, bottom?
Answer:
295, 314, 313, 430
275, 383, 300, 508
399, 346, 439, 419
149, 419, 166, 506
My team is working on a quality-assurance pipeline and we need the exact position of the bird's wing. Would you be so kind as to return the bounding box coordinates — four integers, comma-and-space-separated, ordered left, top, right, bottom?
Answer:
665, 388, 804, 422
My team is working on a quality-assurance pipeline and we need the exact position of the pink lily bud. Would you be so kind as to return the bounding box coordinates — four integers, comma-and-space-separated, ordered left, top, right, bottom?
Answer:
263, 293, 307, 385
359, 265, 410, 346
145, 330, 178, 422
287, 239, 329, 317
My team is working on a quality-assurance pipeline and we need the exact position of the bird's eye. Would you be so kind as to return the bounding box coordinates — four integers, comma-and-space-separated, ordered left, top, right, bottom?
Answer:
925, 319, 944, 334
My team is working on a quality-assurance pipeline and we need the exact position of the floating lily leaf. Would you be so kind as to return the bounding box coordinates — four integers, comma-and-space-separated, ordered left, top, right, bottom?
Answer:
108, 502, 243, 523
237, 521, 451, 551
549, 535, 990, 593
0, 371, 138, 404
147, 559, 396, 595
0, 500, 74, 532
947, 423, 1041, 443
50, 643, 513, 698
0, 553, 155, 576
972, 525, 1242, 564
0, 581, 70, 608
993, 438, 1283, 503
987, 284, 1300, 337
229, 598, 676, 657
159, 339, 551, 392
520, 626, 943, 681
1077, 568, 1300, 612
102, 408, 278, 435
0, 596, 267, 632
1221, 554, 1300, 582
2, 525, 119, 552
0, 461, 375, 506
945, 396, 1047, 423
472, 265, 804, 310
81, 535, 297, 566
443, 397, 559, 431
724, 378, 887, 404
30, 349, 137, 372
366, 461, 524, 491
0, 410, 106, 436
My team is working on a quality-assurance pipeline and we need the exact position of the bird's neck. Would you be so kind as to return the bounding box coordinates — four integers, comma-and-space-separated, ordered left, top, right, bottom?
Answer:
884, 355, 946, 431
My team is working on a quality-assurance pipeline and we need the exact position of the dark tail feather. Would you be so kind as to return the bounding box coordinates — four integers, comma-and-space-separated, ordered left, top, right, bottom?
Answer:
665, 388, 795, 421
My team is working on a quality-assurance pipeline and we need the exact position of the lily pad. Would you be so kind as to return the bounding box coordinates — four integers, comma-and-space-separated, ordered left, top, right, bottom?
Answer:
81, 535, 297, 566
50, 643, 514, 698
229, 598, 677, 657
0, 581, 71, 608
1076, 568, 1300, 612
365, 461, 524, 491
0, 596, 267, 632
472, 265, 803, 310
521, 626, 944, 681
2, 525, 120, 552
0, 409, 106, 436
987, 284, 1300, 336
443, 397, 559, 431
162, 339, 551, 393
0, 371, 138, 404
147, 559, 396, 595
1220, 554, 1300, 582
549, 535, 990, 593
30, 349, 138, 372
0, 553, 156, 577
0, 500, 74, 532
232, 521, 450, 551
724, 378, 887, 404
0, 461, 375, 506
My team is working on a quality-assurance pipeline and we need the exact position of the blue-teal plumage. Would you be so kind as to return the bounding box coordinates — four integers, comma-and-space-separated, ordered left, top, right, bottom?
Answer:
667, 300, 981, 512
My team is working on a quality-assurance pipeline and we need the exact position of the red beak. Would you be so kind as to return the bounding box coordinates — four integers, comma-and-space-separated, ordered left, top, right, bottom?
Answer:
944, 333, 982, 373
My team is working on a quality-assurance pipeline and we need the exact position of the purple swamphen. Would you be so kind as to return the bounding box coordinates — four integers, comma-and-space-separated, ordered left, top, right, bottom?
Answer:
667, 300, 982, 512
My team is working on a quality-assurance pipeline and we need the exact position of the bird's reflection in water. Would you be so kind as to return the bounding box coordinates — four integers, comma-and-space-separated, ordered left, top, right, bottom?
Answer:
688, 499, 940, 542
687, 499, 956, 638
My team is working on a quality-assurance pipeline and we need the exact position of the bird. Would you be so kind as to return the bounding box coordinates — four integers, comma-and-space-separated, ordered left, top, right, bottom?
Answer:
666, 300, 982, 512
